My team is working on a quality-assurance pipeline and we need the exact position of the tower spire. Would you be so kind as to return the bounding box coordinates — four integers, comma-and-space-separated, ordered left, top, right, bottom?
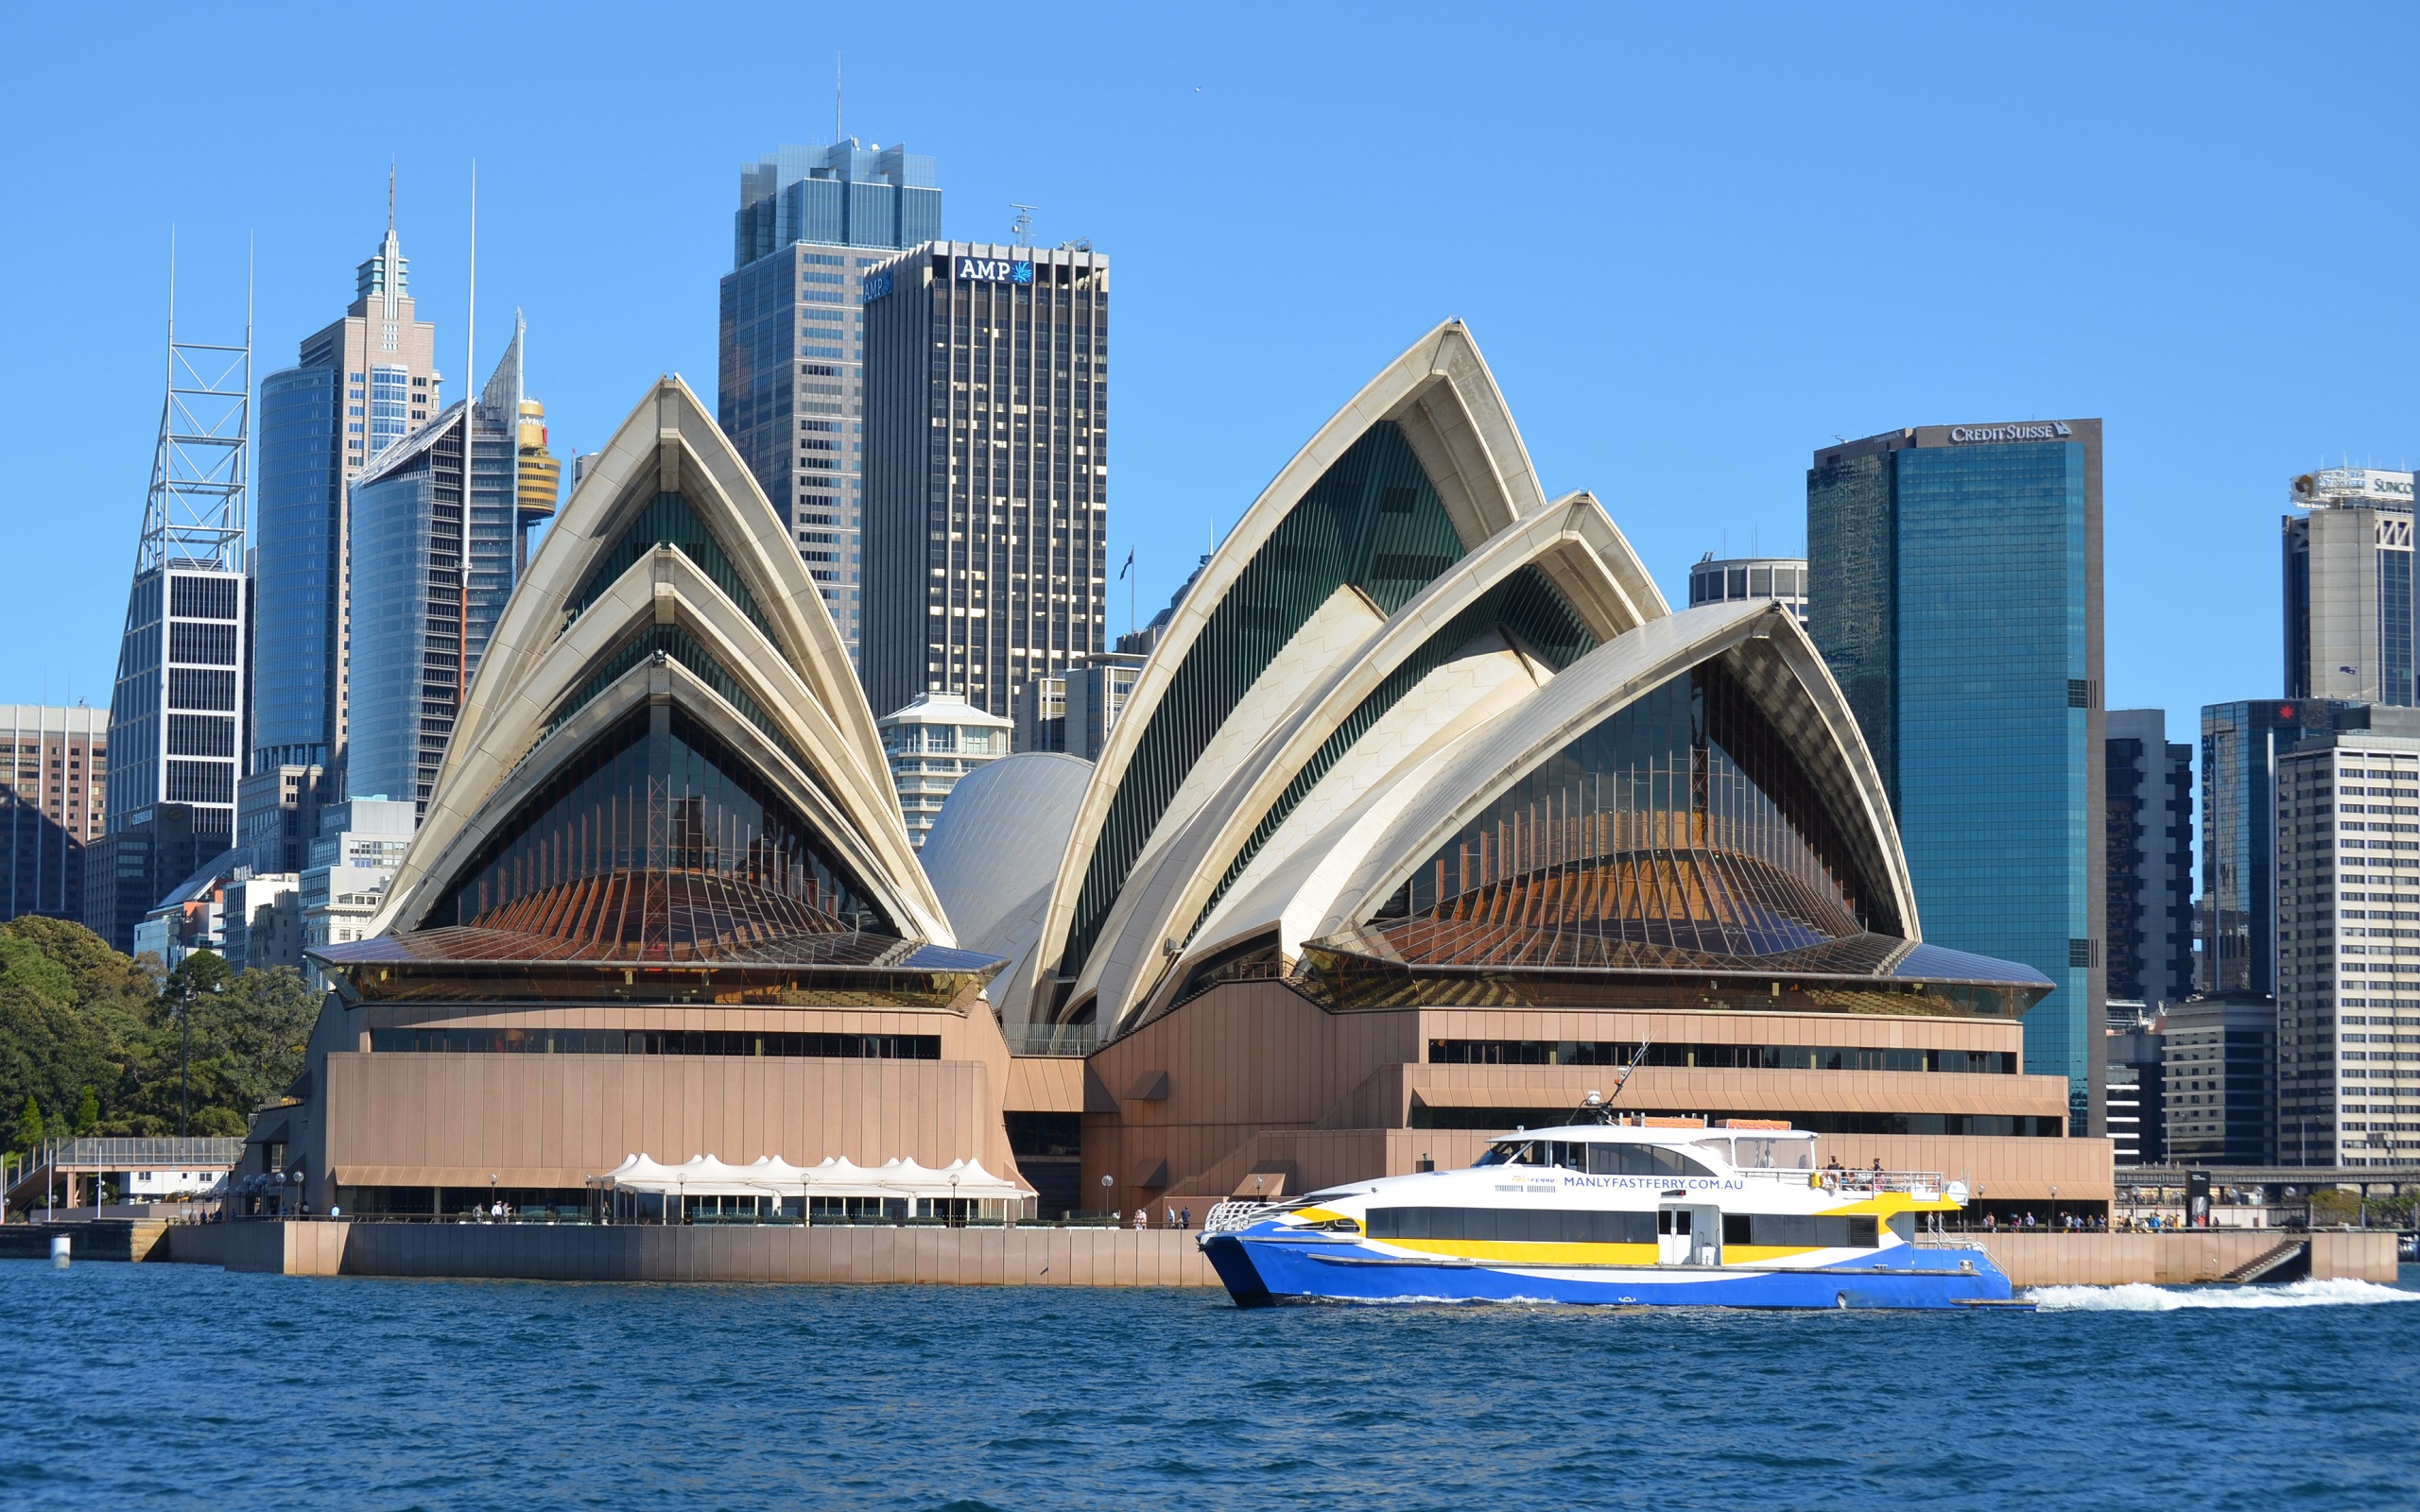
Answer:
388, 161, 396, 233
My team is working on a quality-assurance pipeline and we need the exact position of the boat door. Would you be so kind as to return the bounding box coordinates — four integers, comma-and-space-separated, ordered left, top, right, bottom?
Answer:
1658, 1203, 1721, 1265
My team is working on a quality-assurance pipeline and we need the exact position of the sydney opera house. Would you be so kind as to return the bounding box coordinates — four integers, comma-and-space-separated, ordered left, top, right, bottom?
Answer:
243, 324, 2110, 1227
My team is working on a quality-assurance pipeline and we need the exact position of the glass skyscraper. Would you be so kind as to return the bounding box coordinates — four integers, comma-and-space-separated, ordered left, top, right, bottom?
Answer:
347, 321, 554, 816
251, 214, 443, 778
2200, 698, 2336, 997
717, 141, 942, 662
1808, 421, 2104, 1133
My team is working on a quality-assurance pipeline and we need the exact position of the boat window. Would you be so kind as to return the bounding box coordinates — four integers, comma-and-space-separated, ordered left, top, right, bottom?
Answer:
1693, 1138, 1737, 1167
1476, 1141, 1541, 1167
1370, 1207, 1656, 1244
1732, 1138, 1774, 1169
1657, 1209, 1692, 1235
1725, 1214, 1881, 1248
1547, 1141, 1587, 1171
1586, 1144, 1705, 1177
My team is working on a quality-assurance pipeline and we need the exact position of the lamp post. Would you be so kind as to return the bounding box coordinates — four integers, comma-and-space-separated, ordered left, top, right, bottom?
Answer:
949, 1170, 961, 1228
489, 1172, 499, 1223
1100, 1171, 1114, 1222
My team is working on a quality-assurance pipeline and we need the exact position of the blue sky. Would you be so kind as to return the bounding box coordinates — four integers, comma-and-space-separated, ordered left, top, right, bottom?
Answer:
3, 3, 2415, 762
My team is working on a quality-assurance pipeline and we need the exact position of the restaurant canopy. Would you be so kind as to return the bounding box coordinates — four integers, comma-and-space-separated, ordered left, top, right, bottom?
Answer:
596, 1153, 1028, 1202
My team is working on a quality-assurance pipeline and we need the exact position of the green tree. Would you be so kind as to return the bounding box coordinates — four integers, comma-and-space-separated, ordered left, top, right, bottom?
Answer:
0, 929, 125, 1145
72, 1084, 97, 1136
11, 1091, 42, 1154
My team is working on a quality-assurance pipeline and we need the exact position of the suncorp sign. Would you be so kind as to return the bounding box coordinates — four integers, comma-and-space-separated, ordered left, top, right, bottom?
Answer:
2293, 468, 2416, 507
956, 256, 1034, 286
1947, 421, 2074, 444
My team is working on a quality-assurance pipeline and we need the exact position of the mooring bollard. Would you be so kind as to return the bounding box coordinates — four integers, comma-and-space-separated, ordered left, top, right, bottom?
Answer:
50, 1234, 70, 1269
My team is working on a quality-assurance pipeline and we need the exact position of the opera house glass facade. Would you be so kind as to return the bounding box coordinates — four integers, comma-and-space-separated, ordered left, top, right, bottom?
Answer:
247, 379, 1025, 1220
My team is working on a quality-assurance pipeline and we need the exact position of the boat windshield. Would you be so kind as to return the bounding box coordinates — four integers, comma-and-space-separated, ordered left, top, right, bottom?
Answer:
1475, 1140, 1543, 1167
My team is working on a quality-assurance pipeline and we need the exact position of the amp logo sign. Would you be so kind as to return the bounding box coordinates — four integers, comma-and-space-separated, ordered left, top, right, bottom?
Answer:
957, 256, 1034, 286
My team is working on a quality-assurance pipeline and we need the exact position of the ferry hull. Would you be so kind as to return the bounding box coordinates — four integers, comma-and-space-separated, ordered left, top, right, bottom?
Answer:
1201, 1233, 2016, 1311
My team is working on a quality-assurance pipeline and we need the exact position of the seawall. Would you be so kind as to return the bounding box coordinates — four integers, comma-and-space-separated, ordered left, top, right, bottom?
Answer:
164, 1221, 1224, 1286
1962, 1229, 2400, 1286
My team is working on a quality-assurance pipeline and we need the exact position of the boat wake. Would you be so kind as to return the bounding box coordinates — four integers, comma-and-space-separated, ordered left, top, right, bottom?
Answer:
2027, 1278, 2419, 1312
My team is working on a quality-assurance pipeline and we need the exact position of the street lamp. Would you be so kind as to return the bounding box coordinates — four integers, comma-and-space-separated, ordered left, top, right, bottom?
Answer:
176, 977, 224, 1139
1100, 1171, 1114, 1221
949, 1170, 961, 1228
489, 1172, 499, 1223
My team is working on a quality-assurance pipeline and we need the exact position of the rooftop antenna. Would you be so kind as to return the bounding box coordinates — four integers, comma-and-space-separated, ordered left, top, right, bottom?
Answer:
464, 160, 477, 417
836, 53, 843, 144
387, 160, 395, 233
1010, 203, 1038, 248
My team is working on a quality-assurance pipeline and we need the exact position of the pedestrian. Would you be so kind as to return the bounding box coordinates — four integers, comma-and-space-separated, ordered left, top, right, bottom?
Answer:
1181, 1207, 1192, 1229
1132, 1206, 1148, 1230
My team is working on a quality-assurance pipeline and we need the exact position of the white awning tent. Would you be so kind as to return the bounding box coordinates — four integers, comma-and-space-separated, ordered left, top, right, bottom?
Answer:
596, 1153, 1028, 1202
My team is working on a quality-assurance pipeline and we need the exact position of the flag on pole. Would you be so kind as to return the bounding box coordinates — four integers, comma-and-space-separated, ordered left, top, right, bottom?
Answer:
1119, 548, 1134, 579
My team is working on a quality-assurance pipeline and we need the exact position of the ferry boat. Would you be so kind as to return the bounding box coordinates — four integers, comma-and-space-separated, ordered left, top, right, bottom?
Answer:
1197, 1113, 2025, 1311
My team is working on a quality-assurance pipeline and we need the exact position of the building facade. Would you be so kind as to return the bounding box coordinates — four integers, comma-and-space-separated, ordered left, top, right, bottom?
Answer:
717, 142, 942, 659
2275, 722, 2420, 1166
1012, 652, 1142, 759
90, 565, 249, 953
2200, 698, 2332, 996
861, 242, 1111, 720
347, 326, 556, 818
2162, 994, 2277, 1167
2283, 467, 2418, 706
2, 706, 107, 925
235, 762, 329, 876
877, 693, 1012, 850
1807, 421, 2105, 1133
2105, 1007, 2166, 1166
1686, 555, 1808, 625
250, 212, 444, 785
2105, 709, 2194, 1007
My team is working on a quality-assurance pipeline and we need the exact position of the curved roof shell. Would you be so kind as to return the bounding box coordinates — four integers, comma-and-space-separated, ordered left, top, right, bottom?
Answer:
361, 377, 953, 955
1002, 322, 2027, 1039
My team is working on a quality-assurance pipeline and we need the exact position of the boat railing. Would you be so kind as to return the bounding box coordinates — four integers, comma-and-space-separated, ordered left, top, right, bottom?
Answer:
1736, 1167, 1952, 1198
1203, 1199, 1281, 1234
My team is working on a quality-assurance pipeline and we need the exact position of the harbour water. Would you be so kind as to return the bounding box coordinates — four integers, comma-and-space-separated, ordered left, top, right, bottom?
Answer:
3, 1261, 2415, 1510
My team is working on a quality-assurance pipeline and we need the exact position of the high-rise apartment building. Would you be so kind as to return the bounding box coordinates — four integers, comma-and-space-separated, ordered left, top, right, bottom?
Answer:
2, 706, 107, 924
875, 693, 1011, 850
348, 322, 556, 817
2106, 709, 2194, 1007
718, 141, 942, 659
2275, 717, 2420, 1166
1686, 554, 1808, 625
1807, 420, 2104, 1132
251, 209, 444, 783
862, 242, 1111, 719
2283, 467, 2418, 705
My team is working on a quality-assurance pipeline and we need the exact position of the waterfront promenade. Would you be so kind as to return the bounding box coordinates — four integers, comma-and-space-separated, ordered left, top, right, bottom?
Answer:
141, 1219, 2399, 1287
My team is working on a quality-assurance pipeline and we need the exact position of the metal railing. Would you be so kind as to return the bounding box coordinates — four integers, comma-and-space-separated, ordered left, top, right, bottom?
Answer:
1737, 1166, 1950, 1196
26, 1138, 247, 1170
999, 1025, 1099, 1057
1203, 1199, 1282, 1233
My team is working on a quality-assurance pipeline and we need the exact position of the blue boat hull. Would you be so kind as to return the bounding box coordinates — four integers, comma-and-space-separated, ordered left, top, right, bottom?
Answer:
1201, 1233, 2016, 1311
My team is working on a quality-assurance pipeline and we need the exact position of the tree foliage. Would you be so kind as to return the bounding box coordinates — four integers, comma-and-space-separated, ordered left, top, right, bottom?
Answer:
0, 918, 321, 1151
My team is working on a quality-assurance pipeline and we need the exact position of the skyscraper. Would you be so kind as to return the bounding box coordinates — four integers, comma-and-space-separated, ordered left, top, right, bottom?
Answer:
2283, 467, 2418, 705
718, 141, 942, 659
861, 242, 1111, 720
86, 273, 251, 952
2200, 698, 2324, 995
1807, 420, 2104, 1133
2105, 709, 2194, 1007
348, 320, 555, 817
3, 706, 107, 924
251, 201, 443, 785
2273, 715, 2420, 1167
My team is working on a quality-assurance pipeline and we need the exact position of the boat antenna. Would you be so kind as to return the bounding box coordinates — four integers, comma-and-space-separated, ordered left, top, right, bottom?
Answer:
1594, 1040, 1654, 1122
